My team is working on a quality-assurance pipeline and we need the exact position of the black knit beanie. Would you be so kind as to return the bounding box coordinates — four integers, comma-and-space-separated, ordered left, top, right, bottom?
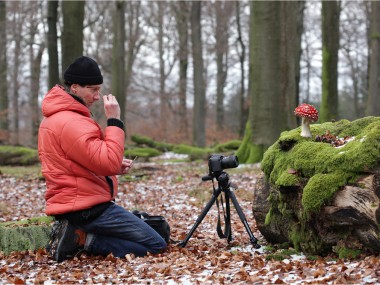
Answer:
64, 56, 103, 85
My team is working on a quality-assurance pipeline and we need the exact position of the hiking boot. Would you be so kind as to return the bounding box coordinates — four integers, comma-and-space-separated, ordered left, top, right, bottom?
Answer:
47, 219, 85, 262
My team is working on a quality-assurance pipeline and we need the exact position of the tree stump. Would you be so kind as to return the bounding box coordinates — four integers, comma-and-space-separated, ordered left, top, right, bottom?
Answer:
253, 117, 380, 256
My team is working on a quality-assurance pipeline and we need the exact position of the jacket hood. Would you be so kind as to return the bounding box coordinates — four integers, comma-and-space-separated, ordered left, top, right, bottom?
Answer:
42, 85, 91, 118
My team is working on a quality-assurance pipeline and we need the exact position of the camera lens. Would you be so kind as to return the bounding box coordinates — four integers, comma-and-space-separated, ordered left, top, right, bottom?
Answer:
221, 155, 239, 170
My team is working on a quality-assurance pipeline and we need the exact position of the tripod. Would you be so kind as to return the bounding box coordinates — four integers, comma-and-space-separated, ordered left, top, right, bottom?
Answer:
179, 171, 260, 249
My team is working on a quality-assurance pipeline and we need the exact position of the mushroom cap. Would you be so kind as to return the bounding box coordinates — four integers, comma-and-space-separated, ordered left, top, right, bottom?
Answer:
294, 103, 318, 122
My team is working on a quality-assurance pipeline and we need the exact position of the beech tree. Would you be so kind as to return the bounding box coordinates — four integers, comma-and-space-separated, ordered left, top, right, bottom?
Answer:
172, 1, 190, 140
320, 0, 341, 122
191, 1, 206, 147
237, 1, 304, 163
112, 1, 126, 122
61, 1, 85, 72
0, 1, 8, 142
47, 1, 59, 89
367, 1, 380, 116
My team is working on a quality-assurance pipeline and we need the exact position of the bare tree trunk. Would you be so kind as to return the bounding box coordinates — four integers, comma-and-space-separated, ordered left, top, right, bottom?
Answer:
47, 1, 59, 88
10, 4, 24, 145
320, 0, 340, 122
215, 1, 232, 129
28, 1, 45, 147
0, 1, 9, 143
172, 1, 189, 140
30, 43, 45, 147
280, 1, 305, 130
236, 1, 247, 138
125, 2, 143, 111
158, 1, 168, 136
367, 1, 380, 116
112, 1, 126, 122
191, 1, 206, 147
250, 1, 282, 146
61, 1, 85, 72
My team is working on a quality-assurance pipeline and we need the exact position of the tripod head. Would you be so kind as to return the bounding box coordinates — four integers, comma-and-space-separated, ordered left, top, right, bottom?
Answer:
202, 171, 231, 191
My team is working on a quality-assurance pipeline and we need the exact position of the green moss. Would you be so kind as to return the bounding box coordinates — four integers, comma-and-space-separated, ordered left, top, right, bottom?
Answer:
276, 171, 300, 187
261, 117, 380, 213
124, 147, 161, 158
0, 216, 54, 255
261, 117, 380, 255
236, 121, 265, 163
302, 171, 354, 213
0, 145, 39, 166
172, 144, 212, 160
213, 140, 241, 153
130, 134, 173, 152
336, 247, 362, 259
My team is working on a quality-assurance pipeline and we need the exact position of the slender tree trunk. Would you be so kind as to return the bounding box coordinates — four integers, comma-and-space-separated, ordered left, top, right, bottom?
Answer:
172, 1, 189, 140
10, 6, 24, 145
158, 1, 168, 135
280, 1, 305, 130
367, 1, 380, 116
320, 0, 340, 122
112, 1, 126, 122
30, 43, 45, 147
191, 1, 206, 147
125, 2, 143, 111
47, 1, 59, 88
215, 1, 231, 129
0, 1, 9, 143
236, 1, 247, 138
61, 1, 85, 72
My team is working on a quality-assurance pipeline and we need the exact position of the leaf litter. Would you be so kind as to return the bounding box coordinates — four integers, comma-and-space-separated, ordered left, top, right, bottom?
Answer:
1, 154, 379, 284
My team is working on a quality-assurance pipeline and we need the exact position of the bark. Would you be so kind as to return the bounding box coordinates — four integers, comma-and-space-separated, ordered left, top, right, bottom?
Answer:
215, 1, 232, 129
254, 117, 380, 255
61, 1, 85, 73
158, 1, 168, 135
112, 1, 126, 122
10, 3, 24, 145
0, 1, 9, 142
237, 1, 282, 163
320, 0, 340, 122
191, 1, 206, 147
47, 1, 59, 88
254, 170, 380, 255
367, 1, 380, 116
125, 2, 143, 111
235, 1, 247, 138
172, 1, 189, 140
280, 1, 305, 131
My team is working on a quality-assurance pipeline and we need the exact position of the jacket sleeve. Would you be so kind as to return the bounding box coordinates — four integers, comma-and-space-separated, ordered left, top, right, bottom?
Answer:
60, 117, 125, 176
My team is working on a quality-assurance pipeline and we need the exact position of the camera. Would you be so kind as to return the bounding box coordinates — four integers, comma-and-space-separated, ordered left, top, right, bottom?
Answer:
208, 154, 239, 173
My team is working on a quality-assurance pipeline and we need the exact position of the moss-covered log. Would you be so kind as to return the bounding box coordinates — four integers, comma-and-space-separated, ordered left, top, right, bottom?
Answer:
0, 216, 53, 255
130, 134, 174, 152
253, 117, 380, 256
0, 145, 39, 166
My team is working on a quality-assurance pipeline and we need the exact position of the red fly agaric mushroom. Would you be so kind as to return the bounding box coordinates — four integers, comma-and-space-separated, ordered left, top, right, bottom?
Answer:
294, 103, 318, 138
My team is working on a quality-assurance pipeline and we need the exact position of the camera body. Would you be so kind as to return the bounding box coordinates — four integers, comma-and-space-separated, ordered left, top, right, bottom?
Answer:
208, 154, 239, 173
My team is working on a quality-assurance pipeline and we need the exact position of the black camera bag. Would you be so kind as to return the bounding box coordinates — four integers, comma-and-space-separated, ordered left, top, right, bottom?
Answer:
132, 210, 171, 243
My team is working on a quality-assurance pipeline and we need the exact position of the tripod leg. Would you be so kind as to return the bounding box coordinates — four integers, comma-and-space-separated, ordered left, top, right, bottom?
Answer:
179, 188, 222, 247
224, 191, 233, 243
228, 189, 261, 248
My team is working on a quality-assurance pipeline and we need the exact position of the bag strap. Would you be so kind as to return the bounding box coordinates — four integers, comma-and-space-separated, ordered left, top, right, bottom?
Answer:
214, 183, 231, 240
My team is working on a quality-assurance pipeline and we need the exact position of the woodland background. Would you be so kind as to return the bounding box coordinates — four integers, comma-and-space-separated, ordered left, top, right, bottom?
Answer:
0, 0, 379, 159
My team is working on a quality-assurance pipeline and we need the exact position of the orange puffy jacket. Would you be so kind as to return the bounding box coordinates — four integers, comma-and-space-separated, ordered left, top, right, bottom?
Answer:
38, 85, 125, 215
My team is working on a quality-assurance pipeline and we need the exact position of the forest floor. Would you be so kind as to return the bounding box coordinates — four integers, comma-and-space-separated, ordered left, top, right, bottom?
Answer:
0, 153, 379, 284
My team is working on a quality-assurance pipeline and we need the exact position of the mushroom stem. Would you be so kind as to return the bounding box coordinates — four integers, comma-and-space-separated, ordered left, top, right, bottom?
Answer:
300, 117, 312, 138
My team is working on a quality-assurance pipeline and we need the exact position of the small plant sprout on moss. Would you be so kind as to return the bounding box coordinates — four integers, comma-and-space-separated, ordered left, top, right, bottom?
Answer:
294, 103, 319, 138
